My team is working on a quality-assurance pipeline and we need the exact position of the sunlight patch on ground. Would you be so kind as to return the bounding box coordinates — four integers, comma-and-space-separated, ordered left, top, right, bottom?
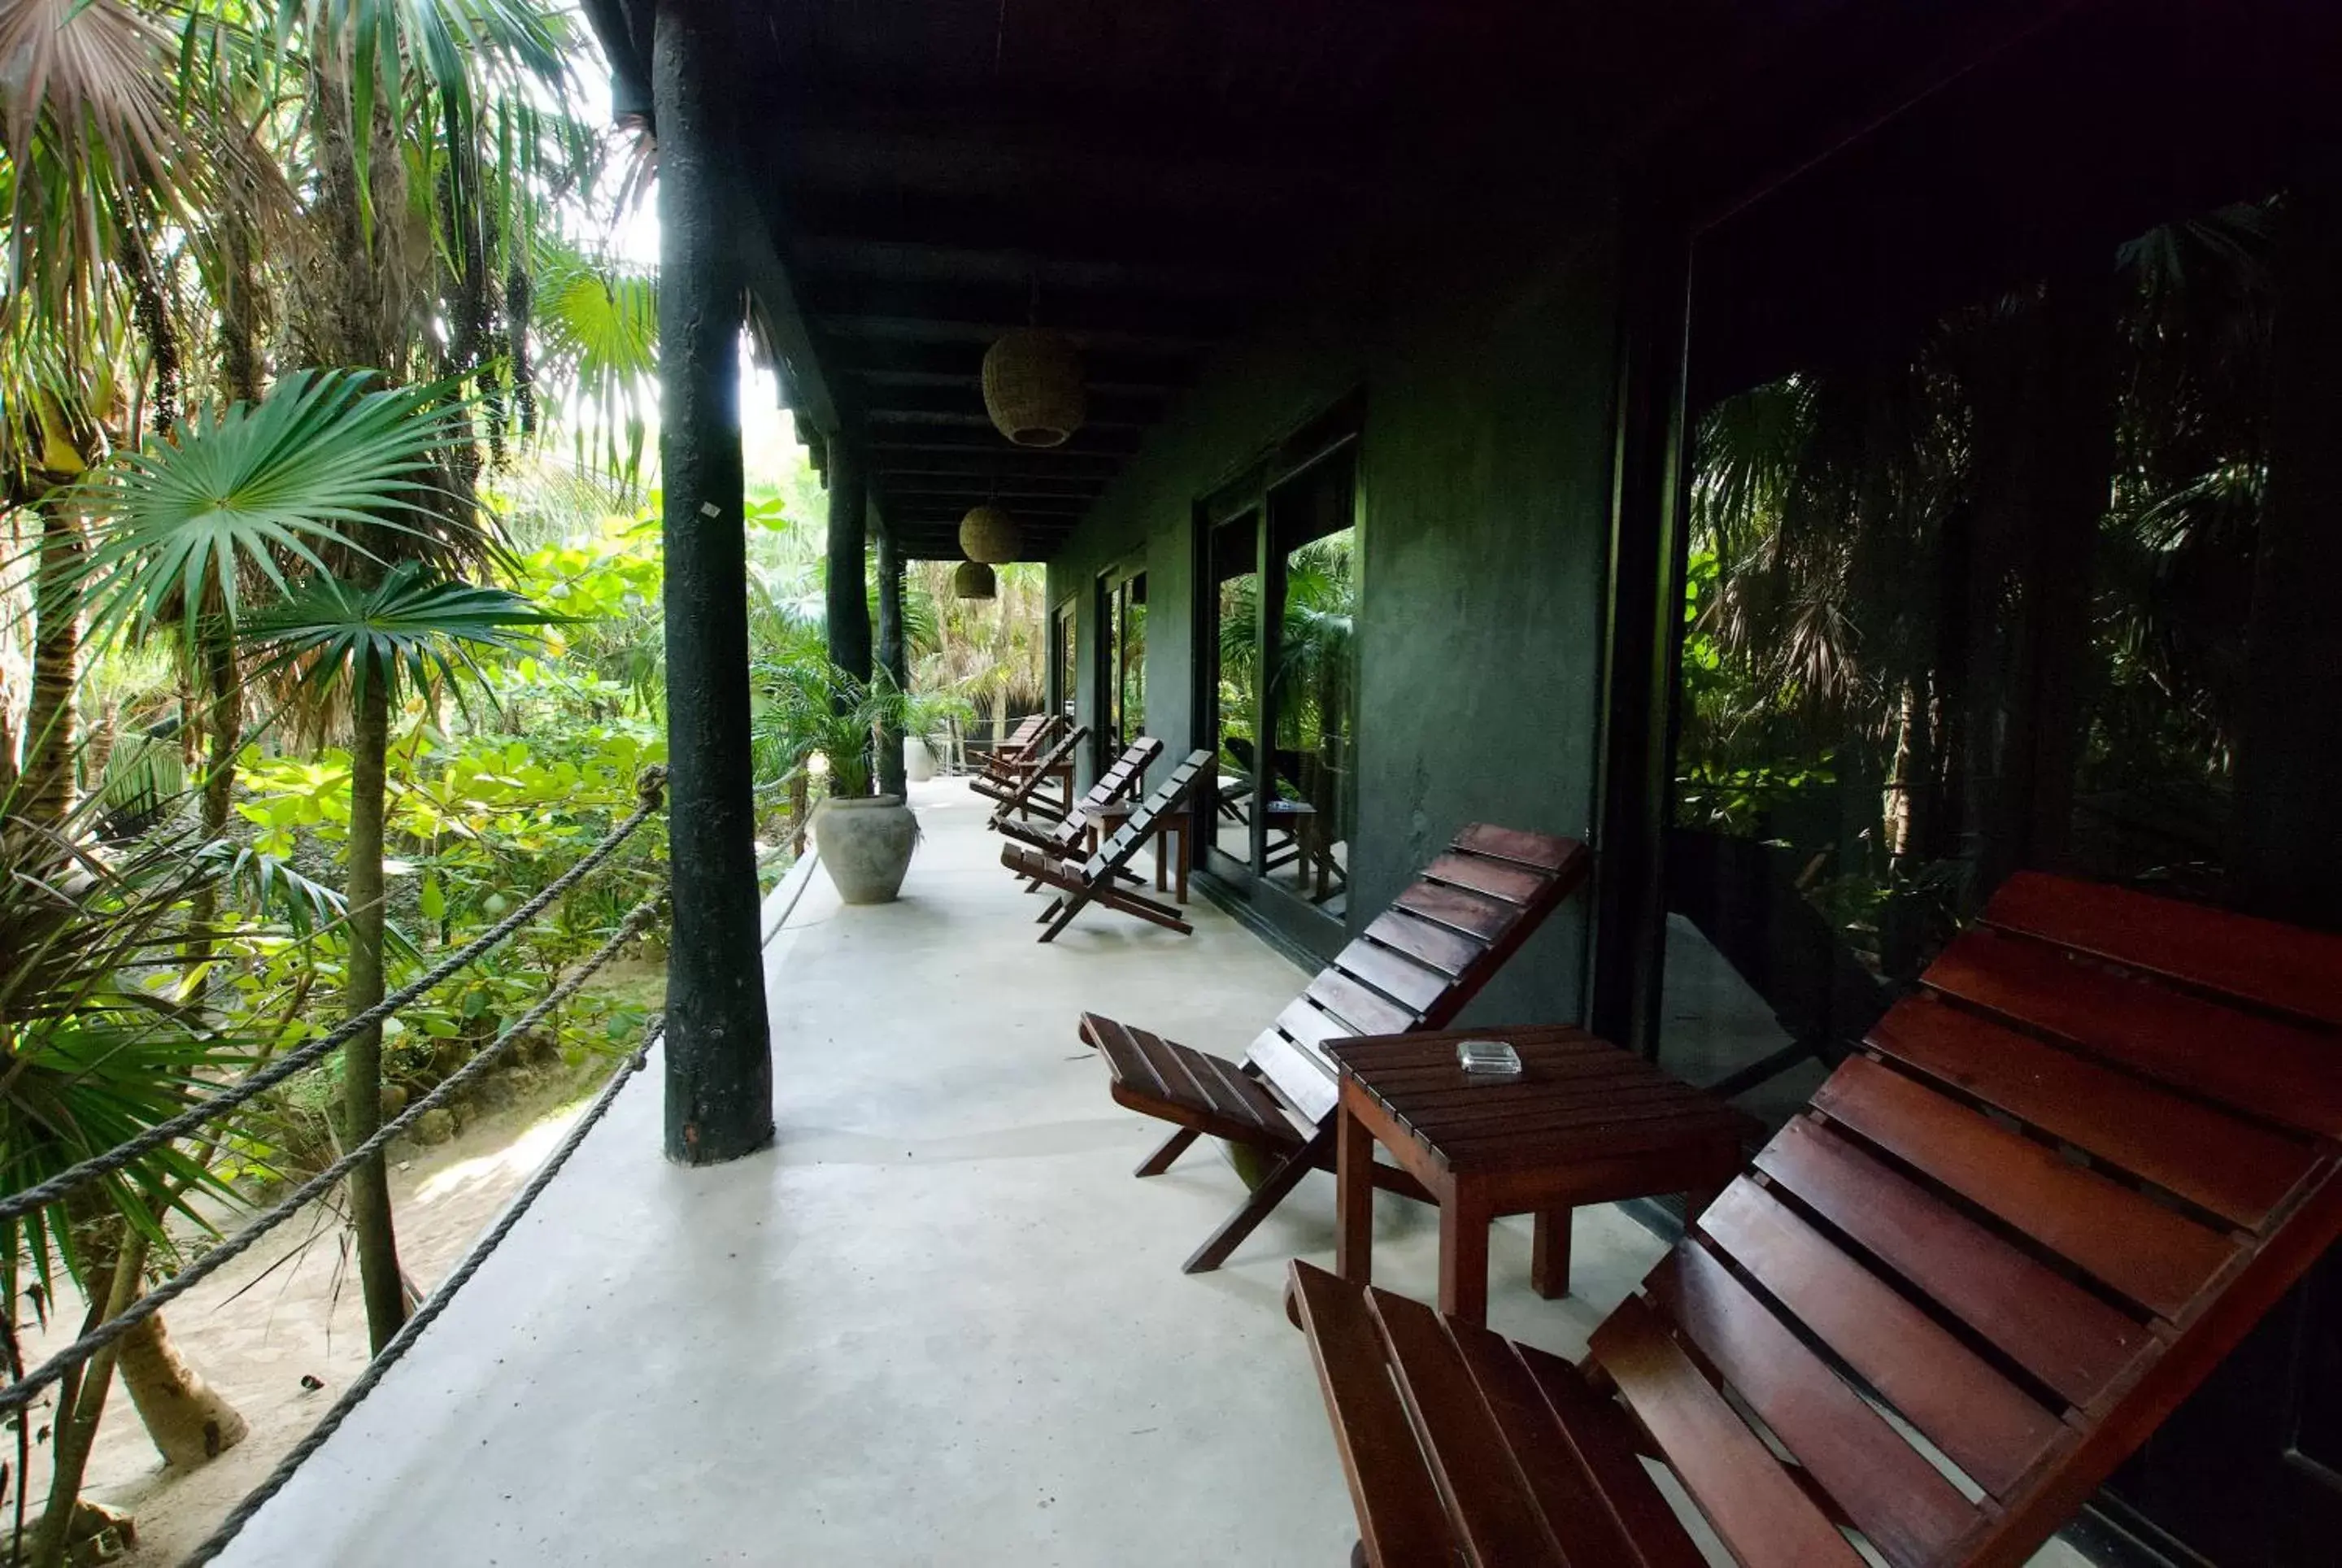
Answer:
411, 1107, 583, 1207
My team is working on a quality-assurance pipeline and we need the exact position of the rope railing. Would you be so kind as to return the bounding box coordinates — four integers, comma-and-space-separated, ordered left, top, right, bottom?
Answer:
0, 767, 668, 1229
178, 1017, 662, 1566
4, 764, 682, 1566
0, 891, 663, 1418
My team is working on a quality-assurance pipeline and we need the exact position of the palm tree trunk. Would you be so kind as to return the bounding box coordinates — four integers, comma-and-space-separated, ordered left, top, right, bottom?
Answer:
184, 624, 245, 985
29, 1222, 147, 1568
342, 665, 408, 1353
114, 1308, 250, 1466
20, 502, 85, 825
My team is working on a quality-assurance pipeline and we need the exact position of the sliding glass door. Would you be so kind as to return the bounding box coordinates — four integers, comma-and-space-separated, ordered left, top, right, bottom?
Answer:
1196, 426, 1360, 947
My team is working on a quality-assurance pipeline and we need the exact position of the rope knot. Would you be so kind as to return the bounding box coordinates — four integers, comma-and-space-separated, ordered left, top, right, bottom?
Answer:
635, 765, 669, 810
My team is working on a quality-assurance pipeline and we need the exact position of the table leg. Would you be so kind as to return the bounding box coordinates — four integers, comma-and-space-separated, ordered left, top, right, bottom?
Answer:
1531, 1209, 1573, 1300
1334, 1102, 1374, 1288
1438, 1187, 1492, 1326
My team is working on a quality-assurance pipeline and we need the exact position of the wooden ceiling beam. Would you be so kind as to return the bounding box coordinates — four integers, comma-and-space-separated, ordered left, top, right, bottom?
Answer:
856, 381, 1168, 425
875, 453, 1125, 479
832, 336, 1196, 388
821, 313, 1213, 357
879, 476, 1107, 498
868, 425, 1143, 456
764, 121, 1373, 217
792, 236, 1267, 301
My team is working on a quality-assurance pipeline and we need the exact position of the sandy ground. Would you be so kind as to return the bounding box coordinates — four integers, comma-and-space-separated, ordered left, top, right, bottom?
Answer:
13, 1070, 615, 1564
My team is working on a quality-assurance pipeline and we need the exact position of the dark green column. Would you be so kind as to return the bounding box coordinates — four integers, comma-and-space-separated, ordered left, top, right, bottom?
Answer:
655, 0, 772, 1165
876, 524, 908, 797
826, 438, 873, 686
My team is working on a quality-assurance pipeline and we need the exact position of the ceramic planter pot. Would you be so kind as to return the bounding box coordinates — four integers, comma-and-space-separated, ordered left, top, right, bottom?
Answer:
812, 794, 918, 904
903, 736, 938, 783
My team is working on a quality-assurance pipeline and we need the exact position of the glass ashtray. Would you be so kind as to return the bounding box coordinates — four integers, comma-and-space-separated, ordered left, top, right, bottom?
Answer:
1456, 1039, 1523, 1078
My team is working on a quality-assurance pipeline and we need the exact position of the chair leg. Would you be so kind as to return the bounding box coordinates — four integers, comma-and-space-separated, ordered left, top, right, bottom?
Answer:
1134, 1126, 1202, 1178
1182, 1127, 1329, 1274
1038, 889, 1092, 943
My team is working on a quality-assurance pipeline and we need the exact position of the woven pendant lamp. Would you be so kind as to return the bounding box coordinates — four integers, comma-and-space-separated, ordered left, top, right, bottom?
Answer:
982, 327, 1086, 447
953, 560, 998, 599
959, 504, 1021, 564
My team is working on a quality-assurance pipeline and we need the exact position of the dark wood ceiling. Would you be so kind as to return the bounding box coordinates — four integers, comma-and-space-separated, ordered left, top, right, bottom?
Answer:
593, 0, 1791, 559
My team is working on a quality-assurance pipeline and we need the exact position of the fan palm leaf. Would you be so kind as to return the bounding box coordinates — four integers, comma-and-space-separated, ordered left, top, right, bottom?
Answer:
72, 368, 477, 645
239, 558, 554, 705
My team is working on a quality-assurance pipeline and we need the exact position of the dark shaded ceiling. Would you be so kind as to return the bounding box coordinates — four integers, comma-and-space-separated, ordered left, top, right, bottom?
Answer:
585, 0, 1813, 558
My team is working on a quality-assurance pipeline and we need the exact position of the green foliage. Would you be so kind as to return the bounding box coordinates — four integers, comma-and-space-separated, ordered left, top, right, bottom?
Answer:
751, 660, 906, 801
76, 371, 481, 641
241, 559, 555, 707
0, 816, 260, 1305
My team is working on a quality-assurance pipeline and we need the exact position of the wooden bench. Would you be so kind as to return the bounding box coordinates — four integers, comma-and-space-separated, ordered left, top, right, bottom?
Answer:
1289, 869, 2342, 1568
1083, 825, 1591, 1273
1002, 749, 1212, 943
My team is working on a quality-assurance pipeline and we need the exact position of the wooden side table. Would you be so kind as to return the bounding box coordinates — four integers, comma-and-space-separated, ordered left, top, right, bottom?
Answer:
1329, 1025, 1753, 1326
1082, 799, 1191, 903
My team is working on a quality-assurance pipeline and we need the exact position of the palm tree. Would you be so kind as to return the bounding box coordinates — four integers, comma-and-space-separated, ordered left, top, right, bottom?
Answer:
0, 793, 263, 1564
242, 560, 551, 1353
76, 369, 473, 967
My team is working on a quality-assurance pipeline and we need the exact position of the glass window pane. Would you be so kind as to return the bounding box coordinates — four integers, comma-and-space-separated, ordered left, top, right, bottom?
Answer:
1210, 516, 1260, 873
1665, 191, 2296, 1130
1266, 462, 1356, 917
1121, 574, 1147, 742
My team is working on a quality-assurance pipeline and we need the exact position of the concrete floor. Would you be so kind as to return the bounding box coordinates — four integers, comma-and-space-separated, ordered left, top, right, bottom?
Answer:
215, 780, 2081, 1567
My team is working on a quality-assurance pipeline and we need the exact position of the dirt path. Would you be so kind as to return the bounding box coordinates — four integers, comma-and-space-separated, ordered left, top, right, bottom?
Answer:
13, 1075, 611, 1563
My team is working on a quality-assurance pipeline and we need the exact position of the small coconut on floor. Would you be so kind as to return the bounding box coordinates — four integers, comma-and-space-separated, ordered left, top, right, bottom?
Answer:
812, 794, 920, 903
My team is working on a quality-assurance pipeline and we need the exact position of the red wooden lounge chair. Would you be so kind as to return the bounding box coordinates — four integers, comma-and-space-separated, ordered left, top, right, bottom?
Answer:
1001, 749, 1211, 943
1288, 869, 2342, 1568
996, 735, 1162, 858
1083, 825, 1591, 1274
977, 723, 1088, 825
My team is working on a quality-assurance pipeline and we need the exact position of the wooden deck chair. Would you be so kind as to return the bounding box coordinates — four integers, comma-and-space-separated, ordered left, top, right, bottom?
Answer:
970, 713, 1060, 798
978, 723, 1088, 825
1083, 825, 1591, 1274
1001, 749, 1211, 943
997, 735, 1162, 857
1287, 869, 2342, 1568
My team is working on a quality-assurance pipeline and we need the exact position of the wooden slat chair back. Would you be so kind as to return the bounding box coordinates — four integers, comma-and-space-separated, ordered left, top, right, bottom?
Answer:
1248, 825, 1591, 1126
999, 749, 1212, 943
997, 736, 1163, 857
1289, 869, 2342, 1568
1084, 825, 1591, 1272
973, 713, 1064, 794
981, 723, 1088, 824
987, 712, 1048, 767
1073, 749, 1210, 882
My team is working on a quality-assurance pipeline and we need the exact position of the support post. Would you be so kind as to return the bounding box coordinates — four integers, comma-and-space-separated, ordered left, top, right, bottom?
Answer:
655, 0, 772, 1165
876, 523, 908, 798
826, 438, 873, 686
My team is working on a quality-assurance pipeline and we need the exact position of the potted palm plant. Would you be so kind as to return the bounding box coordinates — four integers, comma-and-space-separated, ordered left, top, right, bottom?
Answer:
901, 687, 973, 783
757, 664, 921, 904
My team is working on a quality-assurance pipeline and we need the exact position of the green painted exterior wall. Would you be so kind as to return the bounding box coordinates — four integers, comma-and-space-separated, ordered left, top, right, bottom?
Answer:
1049, 199, 1625, 1026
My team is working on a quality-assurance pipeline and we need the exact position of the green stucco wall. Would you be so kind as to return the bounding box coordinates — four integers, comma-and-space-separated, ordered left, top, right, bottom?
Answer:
1050, 198, 1624, 1026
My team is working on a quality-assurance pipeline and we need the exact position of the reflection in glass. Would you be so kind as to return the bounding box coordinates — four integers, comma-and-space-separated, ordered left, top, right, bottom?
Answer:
1052, 605, 1075, 721
1266, 464, 1356, 917
1119, 574, 1147, 743
1210, 516, 1261, 871
1664, 197, 2288, 1128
